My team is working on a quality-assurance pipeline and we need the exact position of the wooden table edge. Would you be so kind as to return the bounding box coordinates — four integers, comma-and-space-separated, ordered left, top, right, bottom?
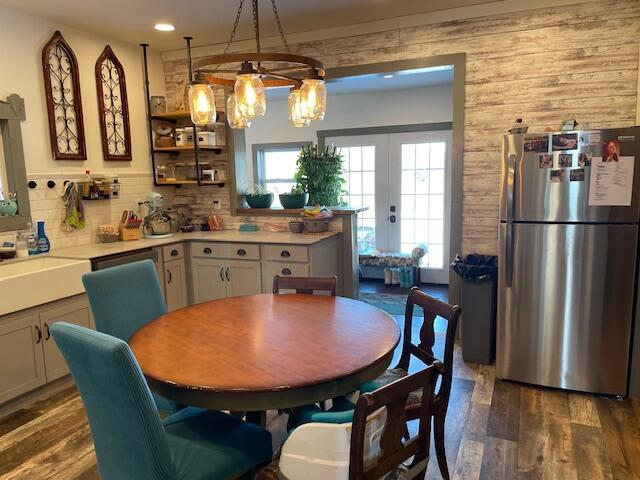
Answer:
145, 349, 396, 411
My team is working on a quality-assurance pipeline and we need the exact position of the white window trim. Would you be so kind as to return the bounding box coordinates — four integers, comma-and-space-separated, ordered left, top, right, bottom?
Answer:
252, 142, 312, 188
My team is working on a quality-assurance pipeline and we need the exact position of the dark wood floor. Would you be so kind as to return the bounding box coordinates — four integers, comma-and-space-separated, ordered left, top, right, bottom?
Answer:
1, 304, 639, 479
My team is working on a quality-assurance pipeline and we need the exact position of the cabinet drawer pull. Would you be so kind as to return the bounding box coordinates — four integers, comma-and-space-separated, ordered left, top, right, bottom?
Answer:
220, 267, 224, 281
281, 268, 292, 276
203, 247, 212, 255
35, 326, 42, 344
226, 267, 230, 281
44, 323, 50, 341
237, 248, 246, 256
171, 249, 179, 257
167, 269, 172, 284
280, 250, 291, 258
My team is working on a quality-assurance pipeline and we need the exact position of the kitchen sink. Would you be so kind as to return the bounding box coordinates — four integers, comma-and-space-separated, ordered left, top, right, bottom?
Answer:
0, 256, 91, 316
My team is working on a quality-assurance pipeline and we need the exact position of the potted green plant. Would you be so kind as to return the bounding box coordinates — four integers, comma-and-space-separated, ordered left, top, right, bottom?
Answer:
244, 184, 273, 208
279, 185, 309, 209
294, 145, 347, 207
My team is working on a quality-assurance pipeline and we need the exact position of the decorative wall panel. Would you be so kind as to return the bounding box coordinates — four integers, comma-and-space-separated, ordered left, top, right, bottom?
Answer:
42, 31, 87, 161
95, 45, 132, 161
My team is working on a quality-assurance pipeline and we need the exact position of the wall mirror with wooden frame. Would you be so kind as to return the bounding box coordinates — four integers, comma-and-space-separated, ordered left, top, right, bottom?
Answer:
0, 94, 31, 232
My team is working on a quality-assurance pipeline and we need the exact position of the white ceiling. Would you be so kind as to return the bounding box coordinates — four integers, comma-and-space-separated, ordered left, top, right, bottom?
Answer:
0, 0, 497, 52
266, 66, 454, 100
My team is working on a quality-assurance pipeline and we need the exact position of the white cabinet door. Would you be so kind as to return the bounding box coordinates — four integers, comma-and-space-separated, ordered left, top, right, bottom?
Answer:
0, 312, 46, 404
40, 297, 92, 383
227, 260, 262, 297
191, 257, 227, 304
165, 259, 188, 311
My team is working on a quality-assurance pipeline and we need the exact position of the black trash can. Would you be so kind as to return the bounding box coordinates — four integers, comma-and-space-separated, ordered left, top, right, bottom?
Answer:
451, 254, 498, 364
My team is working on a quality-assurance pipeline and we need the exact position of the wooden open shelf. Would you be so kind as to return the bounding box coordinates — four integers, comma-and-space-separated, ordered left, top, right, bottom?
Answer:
154, 145, 227, 153
151, 110, 225, 123
157, 180, 226, 187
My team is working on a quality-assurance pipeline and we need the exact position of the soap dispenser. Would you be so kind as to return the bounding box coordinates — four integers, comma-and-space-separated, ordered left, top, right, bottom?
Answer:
36, 221, 50, 253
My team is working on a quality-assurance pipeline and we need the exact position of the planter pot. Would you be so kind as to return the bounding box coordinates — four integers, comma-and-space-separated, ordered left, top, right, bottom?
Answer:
279, 192, 309, 209
289, 221, 304, 233
245, 193, 273, 208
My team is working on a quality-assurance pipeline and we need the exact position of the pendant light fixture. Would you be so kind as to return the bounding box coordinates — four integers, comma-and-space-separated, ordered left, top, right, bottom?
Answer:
226, 93, 252, 129
184, 36, 217, 126
187, 0, 327, 129
288, 87, 310, 127
188, 81, 217, 125
300, 70, 327, 121
234, 63, 266, 117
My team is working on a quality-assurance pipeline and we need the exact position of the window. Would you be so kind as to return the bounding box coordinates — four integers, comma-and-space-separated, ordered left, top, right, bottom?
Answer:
254, 143, 309, 208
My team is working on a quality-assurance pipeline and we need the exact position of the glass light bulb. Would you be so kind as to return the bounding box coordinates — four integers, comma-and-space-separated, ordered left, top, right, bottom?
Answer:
300, 78, 326, 121
187, 83, 217, 125
226, 93, 252, 129
234, 74, 266, 117
288, 89, 310, 128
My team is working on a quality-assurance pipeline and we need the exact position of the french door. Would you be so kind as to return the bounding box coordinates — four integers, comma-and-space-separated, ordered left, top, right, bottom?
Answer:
327, 130, 452, 284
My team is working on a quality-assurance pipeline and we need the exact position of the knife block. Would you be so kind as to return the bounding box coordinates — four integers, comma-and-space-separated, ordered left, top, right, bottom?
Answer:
119, 226, 141, 241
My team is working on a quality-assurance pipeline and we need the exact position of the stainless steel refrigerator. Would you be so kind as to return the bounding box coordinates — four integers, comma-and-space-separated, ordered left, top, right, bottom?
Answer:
497, 127, 640, 395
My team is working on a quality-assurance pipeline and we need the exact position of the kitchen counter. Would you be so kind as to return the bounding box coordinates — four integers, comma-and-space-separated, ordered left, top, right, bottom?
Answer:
52, 230, 340, 260
236, 206, 368, 216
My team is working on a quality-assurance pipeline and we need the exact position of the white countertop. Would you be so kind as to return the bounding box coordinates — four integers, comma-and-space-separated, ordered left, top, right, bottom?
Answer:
51, 230, 340, 260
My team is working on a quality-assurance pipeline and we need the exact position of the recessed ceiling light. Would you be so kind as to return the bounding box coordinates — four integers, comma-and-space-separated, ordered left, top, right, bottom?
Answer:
383, 74, 394, 79
154, 23, 175, 32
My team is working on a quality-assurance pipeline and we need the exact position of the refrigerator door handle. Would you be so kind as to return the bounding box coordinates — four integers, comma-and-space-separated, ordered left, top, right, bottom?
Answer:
505, 222, 514, 287
506, 153, 517, 223
500, 134, 520, 222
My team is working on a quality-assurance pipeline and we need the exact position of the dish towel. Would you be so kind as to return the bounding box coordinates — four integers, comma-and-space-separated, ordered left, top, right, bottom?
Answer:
60, 182, 86, 231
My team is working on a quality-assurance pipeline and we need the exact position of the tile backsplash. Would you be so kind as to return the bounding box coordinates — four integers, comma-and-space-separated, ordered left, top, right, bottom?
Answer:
1, 171, 343, 250
0, 173, 162, 249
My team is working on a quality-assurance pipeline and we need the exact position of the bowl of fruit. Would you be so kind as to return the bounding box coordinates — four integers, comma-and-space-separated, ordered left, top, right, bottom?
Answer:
301, 206, 333, 233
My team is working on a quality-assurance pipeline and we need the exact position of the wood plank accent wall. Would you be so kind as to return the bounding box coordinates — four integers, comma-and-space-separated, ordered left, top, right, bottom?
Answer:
163, 0, 640, 255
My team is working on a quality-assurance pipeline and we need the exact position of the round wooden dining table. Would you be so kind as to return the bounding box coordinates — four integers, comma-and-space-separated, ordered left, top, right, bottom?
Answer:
129, 293, 400, 412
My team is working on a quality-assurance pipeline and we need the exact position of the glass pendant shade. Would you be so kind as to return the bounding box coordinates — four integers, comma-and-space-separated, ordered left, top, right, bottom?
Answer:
226, 94, 252, 129
188, 83, 217, 125
300, 78, 326, 120
288, 89, 310, 127
234, 73, 266, 117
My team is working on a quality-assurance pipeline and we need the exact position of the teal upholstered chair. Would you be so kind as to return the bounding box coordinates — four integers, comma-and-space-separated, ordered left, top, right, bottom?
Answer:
51, 322, 273, 480
82, 260, 181, 414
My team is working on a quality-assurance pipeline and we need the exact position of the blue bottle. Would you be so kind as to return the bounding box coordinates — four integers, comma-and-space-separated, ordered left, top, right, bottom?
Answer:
37, 221, 50, 253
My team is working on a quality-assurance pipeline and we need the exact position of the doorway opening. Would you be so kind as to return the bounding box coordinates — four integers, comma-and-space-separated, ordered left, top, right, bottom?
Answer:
242, 54, 465, 303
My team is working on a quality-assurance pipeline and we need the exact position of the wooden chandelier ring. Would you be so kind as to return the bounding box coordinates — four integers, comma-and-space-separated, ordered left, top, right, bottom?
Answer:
192, 52, 325, 75
198, 73, 295, 87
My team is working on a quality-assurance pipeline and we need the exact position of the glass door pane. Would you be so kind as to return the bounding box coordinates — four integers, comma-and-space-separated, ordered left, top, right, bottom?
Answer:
340, 145, 376, 253
325, 135, 389, 253
389, 131, 452, 284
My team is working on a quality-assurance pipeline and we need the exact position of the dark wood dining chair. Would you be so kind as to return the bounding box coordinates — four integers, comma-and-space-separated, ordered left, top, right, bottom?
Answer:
272, 275, 337, 296
259, 364, 440, 480
359, 286, 462, 480
350, 365, 439, 479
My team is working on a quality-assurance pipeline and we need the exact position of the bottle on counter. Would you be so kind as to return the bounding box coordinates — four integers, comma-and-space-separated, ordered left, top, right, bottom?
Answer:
26, 222, 38, 255
36, 221, 50, 253
15, 231, 28, 258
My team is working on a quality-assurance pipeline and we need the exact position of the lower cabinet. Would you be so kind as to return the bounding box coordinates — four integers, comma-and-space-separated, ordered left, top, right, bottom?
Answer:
191, 257, 262, 303
164, 258, 188, 311
227, 260, 262, 297
191, 257, 228, 303
0, 312, 45, 404
0, 295, 93, 405
40, 297, 92, 383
